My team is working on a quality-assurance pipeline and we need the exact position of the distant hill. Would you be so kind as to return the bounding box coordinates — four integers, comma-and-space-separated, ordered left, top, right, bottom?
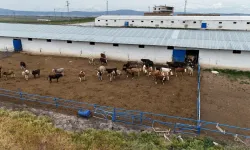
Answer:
0, 8, 144, 17
1, 8, 250, 17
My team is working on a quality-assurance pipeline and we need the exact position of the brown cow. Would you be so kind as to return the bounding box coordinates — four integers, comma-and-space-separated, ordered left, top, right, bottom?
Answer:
79, 71, 86, 82
175, 67, 187, 77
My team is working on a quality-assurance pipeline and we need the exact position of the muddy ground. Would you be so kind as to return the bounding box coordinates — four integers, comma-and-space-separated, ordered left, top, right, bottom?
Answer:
201, 71, 250, 130
0, 53, 197, 119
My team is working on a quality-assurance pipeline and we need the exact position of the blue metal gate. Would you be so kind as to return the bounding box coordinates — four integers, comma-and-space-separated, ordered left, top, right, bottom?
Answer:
201, 23, 207, 29
13, 39, 23, 52
173, 49, 186, 62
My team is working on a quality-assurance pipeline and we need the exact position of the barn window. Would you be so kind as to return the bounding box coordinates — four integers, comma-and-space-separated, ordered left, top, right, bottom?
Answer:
161, 21, 163, 23
90, 42, 95, 45
113, 43, 119, 47
46, 39, 51, 42
141, 20, 144, 23
167, 46, 174, 49
28, 38, 32, 41
233, 50, 241, 54
233, 22, 237, 24
98, 20, 100, 21
132, 20, 134, 22
151, 21, 154, 23
183, 21, 186, 23
114, 20, 116, 22
171, 21, 174, 23
247, 22, 250, 24
139, 45, 145, 48
219, 22, 222, 24
193, 21, 196, 24
106, 20, 108, 22
67, 40, 72, 43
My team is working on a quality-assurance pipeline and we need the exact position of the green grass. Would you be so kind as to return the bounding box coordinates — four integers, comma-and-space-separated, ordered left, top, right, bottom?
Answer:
0, 108, 244, 150
203, 68, 250, 79
0, 17, 95, 25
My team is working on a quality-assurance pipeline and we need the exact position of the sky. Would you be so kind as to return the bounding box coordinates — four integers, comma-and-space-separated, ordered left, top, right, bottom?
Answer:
2, 0, 250, 13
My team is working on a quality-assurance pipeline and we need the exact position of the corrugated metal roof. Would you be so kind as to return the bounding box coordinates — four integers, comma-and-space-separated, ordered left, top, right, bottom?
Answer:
1, 23, 250, 51
96, 15, 250, 21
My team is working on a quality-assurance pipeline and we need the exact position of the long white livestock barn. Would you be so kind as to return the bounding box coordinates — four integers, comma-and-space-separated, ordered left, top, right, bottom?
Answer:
95, 15, 250, 31
1, 23, 250, 70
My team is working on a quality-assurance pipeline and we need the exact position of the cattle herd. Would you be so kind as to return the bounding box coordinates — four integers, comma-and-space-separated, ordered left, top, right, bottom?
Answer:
0, 53, 195, 85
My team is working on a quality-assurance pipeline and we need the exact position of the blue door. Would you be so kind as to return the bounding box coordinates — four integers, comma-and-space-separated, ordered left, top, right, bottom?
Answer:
173, 49, 186, 62
201, 23, 207, 29
13, 39, 23, 52
124, 21, 129, 27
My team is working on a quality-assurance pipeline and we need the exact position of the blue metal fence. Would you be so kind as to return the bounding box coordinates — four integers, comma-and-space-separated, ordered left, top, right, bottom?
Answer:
0, 87, 249, 139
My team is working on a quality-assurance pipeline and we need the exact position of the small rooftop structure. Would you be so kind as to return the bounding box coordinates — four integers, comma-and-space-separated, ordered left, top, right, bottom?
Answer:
145, 5, 174, 16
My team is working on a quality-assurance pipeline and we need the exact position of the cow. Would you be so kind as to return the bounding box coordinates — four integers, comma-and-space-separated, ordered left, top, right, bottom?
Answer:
22, 69, 30, 81
106, 67, 117, 75
88, 58, 96, 65
161, 67, 173, 76
52, 68, 64, 76
3, 70, 15, 79
123, 61, 140, 69
154, 64, 169, 71
141, 59, 154, 67
175, 67, 187, 77
167, 62, 186, 69
100, 57, 108, 65
32, 69, 40, 78
125, 68, 135, 79
154, 74, 167, 85
98, 66, 106, 74
48, 73, 63, 83
20, 62, 26, 70
79, 71, 86, 82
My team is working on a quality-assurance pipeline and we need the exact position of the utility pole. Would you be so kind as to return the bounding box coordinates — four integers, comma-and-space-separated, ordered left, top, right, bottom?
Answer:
148, 6, 150, 12
13, 11, 16, 21
184, 0, 187, 14
66, 1, 70, 19
106, 0, 109, 15
54, 9, 56, 20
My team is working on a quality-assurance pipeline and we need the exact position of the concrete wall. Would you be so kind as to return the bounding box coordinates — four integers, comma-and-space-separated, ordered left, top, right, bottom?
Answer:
0, 37, 173, 64
95, 19, 250, 30
199, 49, 250, 70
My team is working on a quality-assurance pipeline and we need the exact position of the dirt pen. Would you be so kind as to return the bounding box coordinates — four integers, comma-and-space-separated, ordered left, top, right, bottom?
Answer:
1, 52, 250, 140
0, 53, 197, 119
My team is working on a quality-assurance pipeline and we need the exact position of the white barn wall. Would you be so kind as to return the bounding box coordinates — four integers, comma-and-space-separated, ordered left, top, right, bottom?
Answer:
199, 49, 250, 70
0, 37, 173, 64
95, 18, 250, 30
0, 37, 14, 51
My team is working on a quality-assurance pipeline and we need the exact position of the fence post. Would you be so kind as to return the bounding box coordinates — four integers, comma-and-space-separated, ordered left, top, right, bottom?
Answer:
140, 112, 143, 124
54, 98, 58, 108
112, 108, 116, 122
18, 89, 23, 100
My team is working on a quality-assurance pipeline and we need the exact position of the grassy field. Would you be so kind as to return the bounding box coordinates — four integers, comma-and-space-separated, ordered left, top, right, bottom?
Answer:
0, 16, 95, 25
203, 68, 250, 80
0, 108, 234, 150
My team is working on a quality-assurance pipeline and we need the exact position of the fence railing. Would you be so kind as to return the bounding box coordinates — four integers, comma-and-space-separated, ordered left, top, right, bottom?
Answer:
0, 87, 249, 139
197, 61, 201, 127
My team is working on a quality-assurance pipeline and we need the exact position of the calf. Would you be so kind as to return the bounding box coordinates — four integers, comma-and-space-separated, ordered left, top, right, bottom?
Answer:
97, 70, 103, 81
3, 70, 15, 79
88, 58, 96, 65
20, 61, 26, 70
106, 68, 117, 75
79, 71, 86, 82
32, 69, 40, 78
167, 62, 186, 69
154, 74, 167, 85
48, 73, 63, 83
100, 57, 107, 65
131, 68, 141, 77
186, 66, 194, 76
175, 67, 187, 77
